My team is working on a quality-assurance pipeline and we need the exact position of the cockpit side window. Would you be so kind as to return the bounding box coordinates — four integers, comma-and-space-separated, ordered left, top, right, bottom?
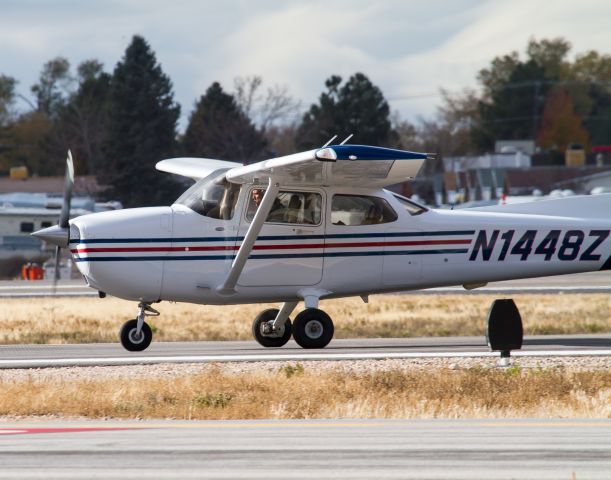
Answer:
174, 170, 240, 220
246, 188, 322, 225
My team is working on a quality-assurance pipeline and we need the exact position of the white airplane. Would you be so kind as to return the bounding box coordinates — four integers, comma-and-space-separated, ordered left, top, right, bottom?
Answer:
33, 145, 611, 352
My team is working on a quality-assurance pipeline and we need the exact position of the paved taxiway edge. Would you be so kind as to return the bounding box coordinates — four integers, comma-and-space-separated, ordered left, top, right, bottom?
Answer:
1, 419, 611, 479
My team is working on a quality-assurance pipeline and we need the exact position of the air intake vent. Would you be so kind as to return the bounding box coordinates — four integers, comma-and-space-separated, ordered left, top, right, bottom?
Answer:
69, 224, 81, 243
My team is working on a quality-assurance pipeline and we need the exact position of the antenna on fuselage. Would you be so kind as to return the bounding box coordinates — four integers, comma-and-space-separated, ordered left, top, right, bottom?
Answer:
339, 133, 353, 145
320, 135, 338, 148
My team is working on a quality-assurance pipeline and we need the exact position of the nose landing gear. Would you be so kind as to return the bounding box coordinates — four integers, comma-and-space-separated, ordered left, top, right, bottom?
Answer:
252, 308, 293, 347
119, 302, 159, 352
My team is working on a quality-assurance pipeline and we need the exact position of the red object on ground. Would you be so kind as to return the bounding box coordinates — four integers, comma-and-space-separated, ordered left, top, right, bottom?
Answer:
27, 264, 44, 280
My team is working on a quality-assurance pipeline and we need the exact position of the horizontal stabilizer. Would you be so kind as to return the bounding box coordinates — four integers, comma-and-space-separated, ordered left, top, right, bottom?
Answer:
472, 194, 611, 219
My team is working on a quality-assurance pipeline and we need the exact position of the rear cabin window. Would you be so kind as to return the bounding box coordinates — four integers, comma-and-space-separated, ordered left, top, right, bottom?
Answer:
331, 195, 398, 226
246, 189, 322, 225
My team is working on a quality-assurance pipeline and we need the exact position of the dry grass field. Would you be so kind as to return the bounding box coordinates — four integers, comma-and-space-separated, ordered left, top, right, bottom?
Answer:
0, 293, 609, 344
1, 294, 609, 421
1, 365, 610, 419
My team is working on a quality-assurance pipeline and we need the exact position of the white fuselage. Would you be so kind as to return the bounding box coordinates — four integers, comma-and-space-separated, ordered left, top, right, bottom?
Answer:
69, 187, 611, 304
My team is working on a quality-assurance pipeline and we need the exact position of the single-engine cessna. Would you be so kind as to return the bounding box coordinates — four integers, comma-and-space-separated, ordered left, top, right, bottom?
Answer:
33, 144, 611, 352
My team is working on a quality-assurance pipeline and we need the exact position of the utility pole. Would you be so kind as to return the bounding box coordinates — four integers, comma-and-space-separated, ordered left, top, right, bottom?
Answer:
532, 81, 541, 142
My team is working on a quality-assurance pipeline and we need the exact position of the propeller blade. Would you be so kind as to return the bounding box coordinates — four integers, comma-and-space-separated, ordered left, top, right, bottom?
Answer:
52, 245, 61, 294
59, 150, 74, 229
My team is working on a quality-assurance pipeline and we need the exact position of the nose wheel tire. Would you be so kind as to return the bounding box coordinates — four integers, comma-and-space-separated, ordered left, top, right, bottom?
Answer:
252, 308, 293, 348
293, 308, 334, 349
120, 319, 153, 352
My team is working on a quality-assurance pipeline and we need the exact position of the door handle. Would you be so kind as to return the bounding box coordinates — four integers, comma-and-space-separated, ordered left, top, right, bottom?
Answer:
294, 228, 314, 235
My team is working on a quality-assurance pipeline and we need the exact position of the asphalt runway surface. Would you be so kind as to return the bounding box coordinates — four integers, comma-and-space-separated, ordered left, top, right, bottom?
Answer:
0, 419, 610, 479
0, 334, 609, 368
2, 270, 611, 297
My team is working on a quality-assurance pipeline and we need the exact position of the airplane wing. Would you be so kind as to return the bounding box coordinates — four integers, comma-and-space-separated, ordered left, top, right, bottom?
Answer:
225, 145, 431, 187
155, 157, 240, 181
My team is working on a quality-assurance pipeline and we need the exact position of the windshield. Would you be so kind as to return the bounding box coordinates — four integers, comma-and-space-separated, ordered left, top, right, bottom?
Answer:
175, 169, 240, 219
391, 193, 428, 216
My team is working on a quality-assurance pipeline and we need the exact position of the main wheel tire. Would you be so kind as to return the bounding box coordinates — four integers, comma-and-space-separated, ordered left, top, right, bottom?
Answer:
292, 308, 334, 349
120, 319, 153, 352
252, 308, 292, 348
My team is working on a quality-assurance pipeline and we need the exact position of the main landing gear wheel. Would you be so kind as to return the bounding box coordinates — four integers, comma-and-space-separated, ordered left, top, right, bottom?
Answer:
292, 308, 334, 349
120, 319, 153, 352
252, 308, 293, 348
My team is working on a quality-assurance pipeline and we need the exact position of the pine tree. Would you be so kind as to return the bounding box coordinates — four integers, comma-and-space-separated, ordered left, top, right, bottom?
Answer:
182, 82, 266, 163
296, 73, 395, 149
102, 35, 181, 207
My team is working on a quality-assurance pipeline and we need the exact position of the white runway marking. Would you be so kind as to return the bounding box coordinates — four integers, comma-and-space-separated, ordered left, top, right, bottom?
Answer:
0, 285, 88, 290
0, 349, 609, 369
0, 292, 98, 297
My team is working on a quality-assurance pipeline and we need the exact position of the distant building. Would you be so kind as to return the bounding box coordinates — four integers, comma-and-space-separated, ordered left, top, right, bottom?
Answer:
0, 206, 91, 261
444, 151, 531, 172
0, 174, 104, 195
592, 145, 611, 166
495, 140, 535, 155
503, 166, 611, 196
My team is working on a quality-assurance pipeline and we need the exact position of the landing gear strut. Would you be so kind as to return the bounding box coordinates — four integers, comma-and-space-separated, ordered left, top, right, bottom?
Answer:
119, 302, 158, 352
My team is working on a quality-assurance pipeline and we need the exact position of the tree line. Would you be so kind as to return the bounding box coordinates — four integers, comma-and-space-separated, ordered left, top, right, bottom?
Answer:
1, 35, 611, 207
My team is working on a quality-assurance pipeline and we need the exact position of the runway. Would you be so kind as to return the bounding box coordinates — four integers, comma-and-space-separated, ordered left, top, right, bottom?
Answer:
2, 269, 611, 297
0, 334, 609, 368
0, 419, 610, 479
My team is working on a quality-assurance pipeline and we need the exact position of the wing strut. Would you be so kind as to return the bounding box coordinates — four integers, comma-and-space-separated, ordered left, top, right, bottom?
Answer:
217, 177, 280, 295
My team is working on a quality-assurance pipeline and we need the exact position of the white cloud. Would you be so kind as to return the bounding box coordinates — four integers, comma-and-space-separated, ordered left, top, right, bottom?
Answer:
1, 0, 611, 131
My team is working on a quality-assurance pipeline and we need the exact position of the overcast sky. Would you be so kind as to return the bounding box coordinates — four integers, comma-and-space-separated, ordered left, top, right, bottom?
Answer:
2, 0, 610, 131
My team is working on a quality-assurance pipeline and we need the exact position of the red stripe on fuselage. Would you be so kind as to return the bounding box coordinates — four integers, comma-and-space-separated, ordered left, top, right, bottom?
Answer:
70, 239, 471, 254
